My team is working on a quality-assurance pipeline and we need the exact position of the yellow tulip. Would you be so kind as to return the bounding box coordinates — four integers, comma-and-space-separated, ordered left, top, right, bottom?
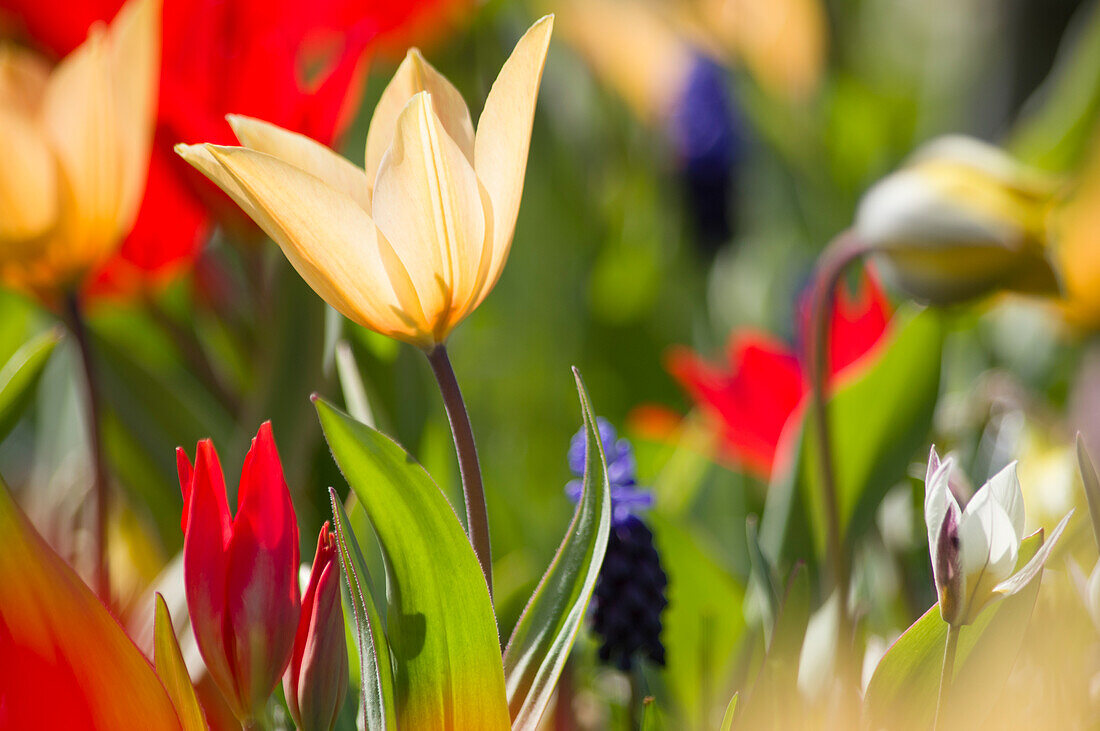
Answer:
0, 0, 159, 298
1054, 133, 1100, 327
855, 136, 1062, 305
176, 16, 554, 349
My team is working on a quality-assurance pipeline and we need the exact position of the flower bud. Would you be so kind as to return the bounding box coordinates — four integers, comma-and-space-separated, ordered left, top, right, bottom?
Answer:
177, 422, 301, 722
284, 522, 349, 731
855, 136, 1061, 304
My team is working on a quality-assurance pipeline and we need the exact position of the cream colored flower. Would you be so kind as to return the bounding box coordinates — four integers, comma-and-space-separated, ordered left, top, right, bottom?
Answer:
177, 16, 554, 349
0, 0, 159, 297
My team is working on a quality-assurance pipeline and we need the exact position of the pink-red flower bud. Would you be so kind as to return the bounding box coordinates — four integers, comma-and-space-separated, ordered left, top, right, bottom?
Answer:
284, 522, 349, 731
177, 421, 300, 722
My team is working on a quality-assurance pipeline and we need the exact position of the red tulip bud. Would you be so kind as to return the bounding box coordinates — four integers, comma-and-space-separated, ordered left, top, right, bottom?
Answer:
284, 522, 349, 731
178, 421, 301, 722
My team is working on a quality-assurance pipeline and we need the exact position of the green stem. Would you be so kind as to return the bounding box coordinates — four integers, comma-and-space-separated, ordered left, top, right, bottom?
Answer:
63, 292, 110, 602
807, 230, 871, 696
426, 345, 492, 598
933, 624, 960, 731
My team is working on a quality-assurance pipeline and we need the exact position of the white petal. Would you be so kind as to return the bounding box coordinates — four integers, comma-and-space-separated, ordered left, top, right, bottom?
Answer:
924, 455, 959, 572
984, 460, 1025, 542
959, 489, 1018, 584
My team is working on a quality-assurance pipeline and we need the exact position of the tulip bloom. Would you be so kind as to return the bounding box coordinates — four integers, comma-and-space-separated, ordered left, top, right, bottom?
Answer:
177, 422, 300, 722
177, 15, 554, 348
284, 523, 348, 731
0, 0, 158, 299
0, 476, 185, 729
0, 0, 465, 295
923, 447, 1071, 626
855, 135, 1061, 305
668, 267, 890, 479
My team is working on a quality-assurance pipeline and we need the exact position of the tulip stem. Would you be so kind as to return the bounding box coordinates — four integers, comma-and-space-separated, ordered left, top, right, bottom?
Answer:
807, 231, 872, 680
426, 345, 493, 598
933, 624, 960, 731
63, 292, 110, 603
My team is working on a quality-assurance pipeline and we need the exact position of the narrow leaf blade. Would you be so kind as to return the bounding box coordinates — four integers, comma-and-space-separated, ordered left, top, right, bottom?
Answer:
153, 593, 208, 731
0, 329, 60, 443
503, 368, 612, 730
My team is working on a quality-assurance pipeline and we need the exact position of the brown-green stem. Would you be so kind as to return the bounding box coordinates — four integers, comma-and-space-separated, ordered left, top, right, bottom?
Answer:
426, 344, 493, 598
63, 292, 110, 602
807, 230, 871, 683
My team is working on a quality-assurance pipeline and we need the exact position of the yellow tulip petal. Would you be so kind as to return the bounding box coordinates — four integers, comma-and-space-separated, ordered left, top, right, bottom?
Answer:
473, 15, 554, 306
0, 108, 58, 243
40, 24, 123, 270
197, 145, 433, 346
175, 143, 262, 221
364, 48, 475, 197
0, 46, 51, 114
106, 0, 160, 234
154, 594, 208, 731
0, 478, 183, 729
373, 92, 488, 339
227, 114, 372, 213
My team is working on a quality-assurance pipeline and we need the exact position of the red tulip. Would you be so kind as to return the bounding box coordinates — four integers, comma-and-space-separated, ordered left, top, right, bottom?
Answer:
0, 0, 466, 295
668, 266, 891, 479
177, 421, 300, 723
284, 522, 348, 731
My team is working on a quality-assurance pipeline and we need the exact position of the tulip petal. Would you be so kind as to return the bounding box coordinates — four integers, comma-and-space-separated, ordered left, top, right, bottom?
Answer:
227, 114, 372, 213
985, 461, 1025, 542
154, 594, 209, 731
0, 47, 51, 113
958, 488, 1018, 584
472, 14, 554, 305
41, 24, 123, 271
224, 423, 300, 716
0, 476, 183, 729
106, 0, 160, 234
373, 92, 489, 340
295, 559, 348, 731
364, 48, 475, 196
181, 143, 433, 346
923, 452, 960, 573
993, 509, 1073, 598
0, 108, 57, 243
181, 439, 238, 716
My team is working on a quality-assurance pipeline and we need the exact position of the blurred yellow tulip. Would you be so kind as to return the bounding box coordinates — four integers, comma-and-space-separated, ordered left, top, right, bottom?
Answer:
1054, 134, 1100, 327
0, 0, 159, 299
177, 16, 554, 349
855, 136, 1062, 305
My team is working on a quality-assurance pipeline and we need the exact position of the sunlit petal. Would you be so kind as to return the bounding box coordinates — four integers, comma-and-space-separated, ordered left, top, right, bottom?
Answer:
472, 14, 554, 305
0, 109, 57, 242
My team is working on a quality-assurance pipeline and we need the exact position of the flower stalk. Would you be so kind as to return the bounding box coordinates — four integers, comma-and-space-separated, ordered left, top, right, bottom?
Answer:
62, 292, 110, 602
426, 345, 492, 597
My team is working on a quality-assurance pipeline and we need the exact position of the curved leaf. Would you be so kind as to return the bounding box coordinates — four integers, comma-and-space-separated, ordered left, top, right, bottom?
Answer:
863, 531, 1045, 731
315, 397, 509, 731
0, 329, 60, 443
503, 368, 612, 730
153, 594, 208, 731
329, 488, 395, 731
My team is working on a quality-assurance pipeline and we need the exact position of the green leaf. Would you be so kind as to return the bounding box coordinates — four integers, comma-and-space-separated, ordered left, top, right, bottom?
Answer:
503, 369, 612, 730
720, 693, 739, 731
761, 305, 943, 561
738, 565, 811, 730
864, 531, 1046, 731
1008, 0, 1100, 172
315, 397, 510, 731
0, 329, 60, 443
746, 516, 780, 641
329, 488, 396, 731
649, 513, 746, 728
153, 593, 208, 731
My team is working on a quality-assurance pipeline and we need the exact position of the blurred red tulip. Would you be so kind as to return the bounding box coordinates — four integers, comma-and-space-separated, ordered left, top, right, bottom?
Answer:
0, 0, 467, 296
0, 476, 185, 729
177, 422, 300, 723
284, 522, 348, 731
668, 267, 891, 479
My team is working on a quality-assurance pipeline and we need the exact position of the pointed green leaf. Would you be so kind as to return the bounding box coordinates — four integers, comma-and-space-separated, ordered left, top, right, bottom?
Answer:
329, 488, 395, 731
864, 531, 1046, 731
503, 369, 612, 730
0, 329, 60, 443
315, 397, 510, 731
153, 593, 208, 731
1077, 434, 1100, 555
720, 693, 739, 731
